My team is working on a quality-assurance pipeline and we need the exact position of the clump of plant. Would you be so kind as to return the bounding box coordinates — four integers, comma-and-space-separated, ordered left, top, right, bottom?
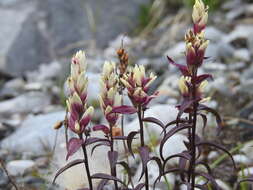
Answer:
52, 0, 238, 190
158, 0, 236, 189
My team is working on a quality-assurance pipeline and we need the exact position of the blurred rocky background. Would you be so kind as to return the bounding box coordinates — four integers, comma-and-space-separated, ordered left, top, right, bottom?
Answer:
1, 0, 253, 189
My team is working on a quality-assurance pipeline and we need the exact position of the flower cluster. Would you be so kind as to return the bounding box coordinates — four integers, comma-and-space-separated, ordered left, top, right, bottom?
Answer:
99, 61, 122, 128
121, 65, 157, 108
178, 76, 210, 103
66, 51, 94, 134
192, 0, 208, 33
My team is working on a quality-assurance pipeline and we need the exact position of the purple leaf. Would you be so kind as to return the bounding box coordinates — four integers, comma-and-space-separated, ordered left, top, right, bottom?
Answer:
91, 173, 126, 187
134, 183, 145, 190
198, 104, 223, 132
142, 117, 165, 134
196, 141, 236, 170
53, 159, 84, 184
177, 99, 195, 119
111, 105, 137, 114
93, 124, 110, 134
66, 138, 84, 160
163, 151, 191, 171
195, 74, 213, 84
196, 172, 221, 190
117, 161, 132, 185
138, 146, 150, 181
160, 124, 192, 161
127, 131, 139, 158
108, 151, 118, 169
167, 56, 190, 76
198, 113, 207, 136
97, 179, 108, 190
91, 141, 110, 156
85, 137, 110, 146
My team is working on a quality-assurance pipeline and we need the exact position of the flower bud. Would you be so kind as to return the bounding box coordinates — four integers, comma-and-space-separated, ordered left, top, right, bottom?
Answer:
192, 0, 208, 33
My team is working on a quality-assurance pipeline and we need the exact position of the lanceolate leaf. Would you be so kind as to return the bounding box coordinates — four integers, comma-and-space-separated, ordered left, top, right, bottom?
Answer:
134, 183, 145, 190
111, 105, 137, 114
198, 104, 223, 130
177, 99, 195, 119
91, 173, 127, 187
91, 141, 111, 156
117, 161, 132, 185
127, 131, 139, 158
164, 119, 187, 130
138, 146, 150, 181
97, 179, 108, 190
198, 113, 207, 135
195, 74, 213, 84
93, 124, 110, 134
196, 172, 220, 190
85, 137, 110, 146
142, 117, 165, 134
163, 152, 191, 171
53, 159, 84, 184
196, 161, 212, 175
167, 56, 190, 76
66, 138, 84, 160
108, 151, 118, 170
196, 141, 236, 170
160, 124, 191, 160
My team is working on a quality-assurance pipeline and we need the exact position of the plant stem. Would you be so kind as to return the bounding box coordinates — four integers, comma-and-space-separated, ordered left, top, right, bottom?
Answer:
0, 158, 18, 190
79, 134, 93, 190
110, 125, 119, 190
190, 71, 198, 190
137, 105, 149, 190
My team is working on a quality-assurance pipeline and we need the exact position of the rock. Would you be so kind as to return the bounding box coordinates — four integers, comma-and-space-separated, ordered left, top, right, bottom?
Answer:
6, 160, 35, 176
217, 42, 235, 59
164, 42, 185, 60
25, 61, 62, 82
0, 78, 25, 98
233, 48, 250, 62
1, 111, 65, 155
4, 4, 51, 76
0, 3, 35, 75
241, 140, 253, 160
233, 154, 251, 164
224, 25, 253, 45
205, 27, 225, 43
0, 91, 51, 116
43, 0, 150, 55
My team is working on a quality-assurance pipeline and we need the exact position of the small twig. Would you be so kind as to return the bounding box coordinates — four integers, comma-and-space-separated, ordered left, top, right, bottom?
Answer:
0, 159, 18, 190
223, 116, 253, 126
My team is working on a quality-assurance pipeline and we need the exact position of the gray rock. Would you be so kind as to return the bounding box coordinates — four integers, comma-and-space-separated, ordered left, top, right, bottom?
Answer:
233, 48, 250, 62
6, 160, 35, 176
164, 42, 185, 60
43, 0, 150, 54
1, 111, 65, 155
224, 25, 253, 44
0, 4, 34, 74
205, 27, 225, 43
0, 78, 25, 98
0, 91, 51, 116
217, 42, 235, 59
6, 10, 51, 76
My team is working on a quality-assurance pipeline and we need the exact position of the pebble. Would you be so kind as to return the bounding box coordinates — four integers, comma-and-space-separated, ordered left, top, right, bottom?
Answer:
6, 160, 35, 176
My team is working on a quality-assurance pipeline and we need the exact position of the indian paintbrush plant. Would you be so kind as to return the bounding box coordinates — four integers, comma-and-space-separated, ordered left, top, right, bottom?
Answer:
157, 0, 236, 189
52, 0, 241, 189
